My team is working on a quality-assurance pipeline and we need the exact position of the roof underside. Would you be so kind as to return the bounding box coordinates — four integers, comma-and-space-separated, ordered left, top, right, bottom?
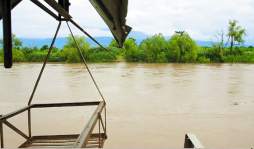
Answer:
89, 0, 132, 47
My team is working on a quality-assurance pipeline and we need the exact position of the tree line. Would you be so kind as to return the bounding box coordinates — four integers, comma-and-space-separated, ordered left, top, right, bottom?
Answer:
0, 20, 254, 63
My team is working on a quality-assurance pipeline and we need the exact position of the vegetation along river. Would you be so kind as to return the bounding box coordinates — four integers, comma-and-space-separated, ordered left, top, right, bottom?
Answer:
0, 63, 253, 148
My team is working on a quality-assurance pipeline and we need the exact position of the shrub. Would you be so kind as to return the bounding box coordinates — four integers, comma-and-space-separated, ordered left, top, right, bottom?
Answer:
87, 48, 117, 62
13, 49, 26, 62
0, 49, 3, 63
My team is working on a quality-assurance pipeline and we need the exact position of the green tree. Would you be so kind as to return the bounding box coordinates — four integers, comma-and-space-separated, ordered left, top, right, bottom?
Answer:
12, 34, 23, 49
168, 32, 198, 62
140, 34, 168, 63
124, 38, 145, 62
0, 39, 3, 48
62, 35, 90, 62
40, 45, 49, 51
227, 20, 246, 52
109, 39, 119, 48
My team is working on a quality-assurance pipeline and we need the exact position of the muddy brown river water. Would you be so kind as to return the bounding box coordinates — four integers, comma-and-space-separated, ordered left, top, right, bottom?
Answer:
0, 63, 254, 148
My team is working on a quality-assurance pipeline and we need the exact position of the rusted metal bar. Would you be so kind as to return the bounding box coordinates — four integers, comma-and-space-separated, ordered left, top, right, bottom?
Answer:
99, 114, 106, 134
76, 101, 105, 148
0, 106, 31, 120
0, 115, 3, 148
44, 0, 71, 20
28, 21, 62, 105
31, 101, 100, 108
3, 120, 29, 140
1, 102, 100, 120
98, 118, 101, 148
184, 133, 204, 149
68, 20, 108, 51
30, 0, 59, 20
104, 107, 107, 134
28, 109, 31, 138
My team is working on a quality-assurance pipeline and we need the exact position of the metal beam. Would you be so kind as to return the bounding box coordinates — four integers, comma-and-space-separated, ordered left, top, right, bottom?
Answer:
3, 120, 29, 140
31, 101, 100, 108
28, 109, 32, 138
58, 0, 70, 13
69, 19, 108, 51
44, 0, 71, 20
30, 0, 59, 20
0, 115, 3, 148
0, 106, 31, 120
76, 101, 105, 148
27, 21, 62, 105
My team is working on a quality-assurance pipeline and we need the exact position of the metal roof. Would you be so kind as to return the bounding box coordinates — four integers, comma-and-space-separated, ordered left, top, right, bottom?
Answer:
89, 0, 132, 47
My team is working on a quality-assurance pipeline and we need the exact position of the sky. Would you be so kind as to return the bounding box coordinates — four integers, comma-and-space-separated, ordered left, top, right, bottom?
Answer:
0, 0, 254, 42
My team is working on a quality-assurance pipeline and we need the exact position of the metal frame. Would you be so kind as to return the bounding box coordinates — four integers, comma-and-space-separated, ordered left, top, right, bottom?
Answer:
0, 101, 106, 148
0, 0, 108, 68
0, 1, 110, 148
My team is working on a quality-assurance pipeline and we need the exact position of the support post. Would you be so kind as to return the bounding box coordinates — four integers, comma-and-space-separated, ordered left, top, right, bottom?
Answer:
0, 0, 13, 68
98, 115, 101, 148
0, 115, 4, 148
28, 109, 31, 138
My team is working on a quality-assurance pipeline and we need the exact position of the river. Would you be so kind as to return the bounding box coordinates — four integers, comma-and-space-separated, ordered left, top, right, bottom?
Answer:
0, 63, 253, 148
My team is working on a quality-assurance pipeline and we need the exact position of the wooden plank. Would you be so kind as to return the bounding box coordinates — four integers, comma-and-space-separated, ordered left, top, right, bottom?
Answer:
31, 101, 100, 108
184, 133, 204, 149
76, 101, 105, 148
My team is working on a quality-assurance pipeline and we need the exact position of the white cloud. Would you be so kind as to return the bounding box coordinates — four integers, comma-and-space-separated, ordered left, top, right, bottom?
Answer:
0, 0, 253, 42
127, 0, 254, 41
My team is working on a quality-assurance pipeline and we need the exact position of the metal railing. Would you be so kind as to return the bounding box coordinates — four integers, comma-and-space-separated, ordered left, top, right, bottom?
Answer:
0, 101, 106, 148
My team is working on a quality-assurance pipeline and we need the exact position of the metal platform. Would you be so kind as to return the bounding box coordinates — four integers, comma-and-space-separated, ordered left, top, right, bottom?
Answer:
19, 133, 107, 148
0, 101, 107, 148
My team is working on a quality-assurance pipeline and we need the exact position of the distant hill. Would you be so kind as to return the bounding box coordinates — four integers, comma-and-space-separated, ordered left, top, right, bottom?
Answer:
19, 31, 253, 48
20, 31, 149, 48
